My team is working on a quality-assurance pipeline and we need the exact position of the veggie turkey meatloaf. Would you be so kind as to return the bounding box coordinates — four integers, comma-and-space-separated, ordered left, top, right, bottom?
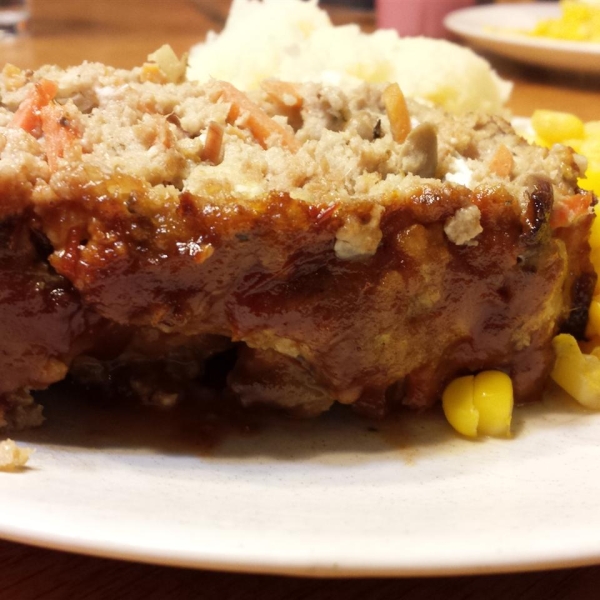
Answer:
0, 59, 596, 428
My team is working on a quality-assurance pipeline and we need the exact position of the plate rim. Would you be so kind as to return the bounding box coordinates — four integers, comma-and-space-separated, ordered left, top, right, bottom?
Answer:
4, 512, 600, 577
444, 3, 600, 72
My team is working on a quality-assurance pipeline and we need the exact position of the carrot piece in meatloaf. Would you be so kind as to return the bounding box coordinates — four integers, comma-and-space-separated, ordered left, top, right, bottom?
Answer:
0, 60, 595, 427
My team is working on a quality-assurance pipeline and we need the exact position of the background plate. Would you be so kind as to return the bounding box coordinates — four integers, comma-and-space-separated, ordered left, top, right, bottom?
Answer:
445, 4, 600, 74
2, 389, 600, 576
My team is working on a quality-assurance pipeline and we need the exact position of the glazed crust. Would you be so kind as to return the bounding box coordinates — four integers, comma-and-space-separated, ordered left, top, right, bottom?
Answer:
0, 62, 595, 425
2, 180, 594, 421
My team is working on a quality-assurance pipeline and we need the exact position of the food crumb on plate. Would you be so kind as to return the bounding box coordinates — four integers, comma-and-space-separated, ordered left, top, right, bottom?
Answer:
0, 439, 32, 471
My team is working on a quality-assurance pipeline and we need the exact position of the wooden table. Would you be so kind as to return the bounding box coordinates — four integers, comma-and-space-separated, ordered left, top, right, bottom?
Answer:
1, 1, 600, 598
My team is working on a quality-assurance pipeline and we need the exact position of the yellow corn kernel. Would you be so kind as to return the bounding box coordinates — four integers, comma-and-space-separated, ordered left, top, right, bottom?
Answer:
580, 169, 600, 196
442, 376, 478, 437
586, 299, 600, 340
551, 334, 600, 409
579, 138, 600, 165
533, 135, 550, 149
588, 205, 600, 250
590, 248, 600, 293
584, 121, 600, 138
530, 1, 600, 42
594, 264, 600, 298
442, 371, 513, 438
562, 138, 584, 153
473, 371, 514, 437
531, 109, 585, 146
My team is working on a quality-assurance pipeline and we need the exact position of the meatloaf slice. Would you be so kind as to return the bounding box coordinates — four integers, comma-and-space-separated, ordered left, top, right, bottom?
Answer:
0, 59, 595, 426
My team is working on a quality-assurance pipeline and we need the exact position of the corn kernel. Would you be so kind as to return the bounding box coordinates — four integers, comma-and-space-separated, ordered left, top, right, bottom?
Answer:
579, 138, 600, 165
442, 370, 513, 438
528, 108, 600, 393
584, 121, 600, 138
551, 334, 600, 409
473, 371, 513, 437
533, 135, 550, 149
588, 205, 600, 250
531, 109, 585, 146
586, 299, 600, 340
580, 170, 600, 196
562, 138, 584, 153
529, 1, 600, 43
442, 376, 478, 437
590, 249, 600, 294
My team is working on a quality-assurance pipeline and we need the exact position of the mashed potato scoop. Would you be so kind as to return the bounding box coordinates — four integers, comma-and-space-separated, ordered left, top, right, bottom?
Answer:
187, 0, 512, 114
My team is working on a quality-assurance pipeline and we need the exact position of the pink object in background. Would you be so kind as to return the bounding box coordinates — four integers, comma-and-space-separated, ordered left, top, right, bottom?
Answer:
376, 0, 475, 38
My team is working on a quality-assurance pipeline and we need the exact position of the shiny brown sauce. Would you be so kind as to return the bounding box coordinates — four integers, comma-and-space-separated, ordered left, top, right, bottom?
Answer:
0, 177, 594, 424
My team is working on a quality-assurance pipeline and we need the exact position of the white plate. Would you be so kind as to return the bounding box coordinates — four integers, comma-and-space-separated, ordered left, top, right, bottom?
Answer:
445, 4, 600, 74
3, 387, 600, 576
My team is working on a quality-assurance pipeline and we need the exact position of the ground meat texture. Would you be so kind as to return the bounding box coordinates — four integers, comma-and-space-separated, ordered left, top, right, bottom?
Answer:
0, 60, 595, 425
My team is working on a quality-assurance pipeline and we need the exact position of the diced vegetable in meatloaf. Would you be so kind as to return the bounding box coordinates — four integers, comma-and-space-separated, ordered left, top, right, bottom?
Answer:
0, 57, 595, 428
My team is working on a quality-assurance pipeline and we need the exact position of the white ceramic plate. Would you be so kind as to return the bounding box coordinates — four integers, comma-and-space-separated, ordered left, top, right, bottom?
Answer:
445, 4, 600, 74
2, 387, 600, 576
